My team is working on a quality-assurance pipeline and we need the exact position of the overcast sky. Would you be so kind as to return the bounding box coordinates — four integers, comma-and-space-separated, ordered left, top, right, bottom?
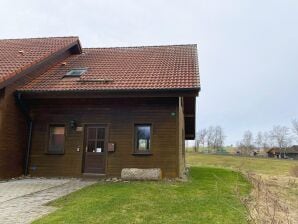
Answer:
1, 0, 297, 145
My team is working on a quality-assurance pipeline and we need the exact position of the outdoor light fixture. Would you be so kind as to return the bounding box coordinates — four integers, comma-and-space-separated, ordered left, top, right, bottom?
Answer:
69, 120, 77, 130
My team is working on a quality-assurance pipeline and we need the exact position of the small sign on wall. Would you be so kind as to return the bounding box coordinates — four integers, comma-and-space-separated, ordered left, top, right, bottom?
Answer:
76, 126, 83, 132
108, 143, 115, 152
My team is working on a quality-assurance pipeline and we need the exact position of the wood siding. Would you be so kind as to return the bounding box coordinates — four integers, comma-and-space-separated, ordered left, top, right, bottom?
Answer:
0, 50, 73, 179
178, 97, 186, 176
28, 97, 182, 178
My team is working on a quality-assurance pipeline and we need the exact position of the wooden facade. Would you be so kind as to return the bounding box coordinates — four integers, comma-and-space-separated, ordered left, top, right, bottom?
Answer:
26, 97, 185, 178
0, 38, 199, 179
0, 45, 80, 179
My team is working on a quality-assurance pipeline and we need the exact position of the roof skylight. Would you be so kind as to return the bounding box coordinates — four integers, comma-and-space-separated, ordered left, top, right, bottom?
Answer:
65, 68, 87, 77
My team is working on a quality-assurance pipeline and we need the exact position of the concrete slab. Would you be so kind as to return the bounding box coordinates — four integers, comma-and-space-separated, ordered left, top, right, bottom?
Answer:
0, 178, 96, 224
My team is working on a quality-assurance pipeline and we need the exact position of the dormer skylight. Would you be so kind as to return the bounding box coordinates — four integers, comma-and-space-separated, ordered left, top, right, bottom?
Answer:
65, 68, 87, 77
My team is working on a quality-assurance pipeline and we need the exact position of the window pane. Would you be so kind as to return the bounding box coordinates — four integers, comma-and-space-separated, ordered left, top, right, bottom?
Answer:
97, 128, 105, 140
49, 126, 65, 153
135, 125, 151, 152
65, 68, 87, 77
96, 141, 105, 152
88, 128, 96, 140
87, 141, 96, 152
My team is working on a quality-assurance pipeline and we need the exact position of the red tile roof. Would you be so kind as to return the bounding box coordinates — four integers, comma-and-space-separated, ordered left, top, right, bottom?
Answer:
18, 44, 199, 92
0, 37, 80, 86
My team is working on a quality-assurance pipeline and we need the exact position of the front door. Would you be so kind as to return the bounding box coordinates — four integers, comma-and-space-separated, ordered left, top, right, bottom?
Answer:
83, 125, 107, 174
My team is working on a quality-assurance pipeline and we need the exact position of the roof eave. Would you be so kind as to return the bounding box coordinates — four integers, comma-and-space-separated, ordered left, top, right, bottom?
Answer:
17, 87, 200, 99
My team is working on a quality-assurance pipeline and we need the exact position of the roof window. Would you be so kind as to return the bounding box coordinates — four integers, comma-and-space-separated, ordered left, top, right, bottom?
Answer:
65, 68, 87, 77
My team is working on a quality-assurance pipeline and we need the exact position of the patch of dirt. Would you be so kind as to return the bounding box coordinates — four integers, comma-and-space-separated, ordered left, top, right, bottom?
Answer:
243, 173, 298, 224
290, 166, 298, 177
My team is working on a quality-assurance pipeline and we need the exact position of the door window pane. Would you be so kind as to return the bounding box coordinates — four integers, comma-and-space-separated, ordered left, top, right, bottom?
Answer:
96, 141, 105, 152
48, 126, 65, 154
97, 128, 105, 140
87, 141, 96, 152
88, 128, 96, 140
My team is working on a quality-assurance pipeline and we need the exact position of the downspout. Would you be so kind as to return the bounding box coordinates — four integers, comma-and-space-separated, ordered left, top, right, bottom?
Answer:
15, 92, 32, 176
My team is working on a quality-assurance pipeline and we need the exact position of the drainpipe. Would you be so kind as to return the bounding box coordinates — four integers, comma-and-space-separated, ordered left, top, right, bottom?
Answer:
15, 92, 32, 176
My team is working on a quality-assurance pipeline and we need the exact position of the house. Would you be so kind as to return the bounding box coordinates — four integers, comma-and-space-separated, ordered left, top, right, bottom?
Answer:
0, 37, 200, 179
267, 146, 298, 159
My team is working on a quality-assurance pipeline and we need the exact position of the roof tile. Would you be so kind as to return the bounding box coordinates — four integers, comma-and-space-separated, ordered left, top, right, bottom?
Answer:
19, 44, 199, 92
0, 37, 79, 86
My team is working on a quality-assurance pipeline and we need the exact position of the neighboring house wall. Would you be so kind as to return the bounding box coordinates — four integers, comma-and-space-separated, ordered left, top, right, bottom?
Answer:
287, 154, 298, 160
267, 152, 274, 158
28, 97, 182, 178
267, 150, 298, 160
0, 49, 73, 179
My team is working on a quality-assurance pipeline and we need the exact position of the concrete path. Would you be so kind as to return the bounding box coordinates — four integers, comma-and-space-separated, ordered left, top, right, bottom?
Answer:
0, 178, 96, 224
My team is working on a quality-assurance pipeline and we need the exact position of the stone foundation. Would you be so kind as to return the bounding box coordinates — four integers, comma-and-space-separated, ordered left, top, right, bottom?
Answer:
121, 168, 162, 180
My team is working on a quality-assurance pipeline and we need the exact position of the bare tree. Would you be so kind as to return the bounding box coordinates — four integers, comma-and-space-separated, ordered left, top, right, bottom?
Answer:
292, 119, 298, 140
242, 130, 254, 147
270, 125, 292, 158
206, 126, 215, 150
240, 130, 254, 155
203, 126, 226, 151
197, 128, 208, 150
213, 126, 225, 150
262, 131, 272, 150
255, 131, 263, 151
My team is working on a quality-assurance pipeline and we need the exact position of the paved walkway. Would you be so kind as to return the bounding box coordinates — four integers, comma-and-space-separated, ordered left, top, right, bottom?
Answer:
0, 178, 96, 224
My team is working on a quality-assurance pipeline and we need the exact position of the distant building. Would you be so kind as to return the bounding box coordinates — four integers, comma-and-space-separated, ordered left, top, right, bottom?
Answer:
267, 146, 298, 159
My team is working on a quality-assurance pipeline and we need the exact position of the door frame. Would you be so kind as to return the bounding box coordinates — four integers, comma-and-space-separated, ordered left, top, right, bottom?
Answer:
82, 124, 109, 174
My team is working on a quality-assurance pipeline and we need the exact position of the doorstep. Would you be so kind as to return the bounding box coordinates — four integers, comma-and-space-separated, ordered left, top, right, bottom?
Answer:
82, 173, 106, 180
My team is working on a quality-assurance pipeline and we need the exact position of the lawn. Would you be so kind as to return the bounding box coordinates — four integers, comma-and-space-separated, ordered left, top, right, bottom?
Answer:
187, 153, 298, 223
33, 167, 250, 224
187, 153, 298, 176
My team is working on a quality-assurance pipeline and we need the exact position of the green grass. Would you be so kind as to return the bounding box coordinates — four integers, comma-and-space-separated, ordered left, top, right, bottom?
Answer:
187, 153, 298, 176
33, 167, 250, 224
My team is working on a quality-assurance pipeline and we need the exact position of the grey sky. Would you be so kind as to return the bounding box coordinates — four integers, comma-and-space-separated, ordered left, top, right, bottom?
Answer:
1, 0, 297, 145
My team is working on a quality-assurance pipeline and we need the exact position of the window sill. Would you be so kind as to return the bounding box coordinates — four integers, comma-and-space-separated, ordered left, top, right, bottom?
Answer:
132, 152, 153, 156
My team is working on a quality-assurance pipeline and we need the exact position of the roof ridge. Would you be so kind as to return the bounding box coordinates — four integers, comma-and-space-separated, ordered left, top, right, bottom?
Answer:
83, 44, 197, 50
0, 36, 79, 41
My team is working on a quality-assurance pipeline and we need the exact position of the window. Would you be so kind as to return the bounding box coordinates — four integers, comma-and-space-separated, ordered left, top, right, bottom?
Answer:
134, 124, 151, 153
86, 127, 106, 153
48, 125, 65, 154
65, 68, 87, 77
